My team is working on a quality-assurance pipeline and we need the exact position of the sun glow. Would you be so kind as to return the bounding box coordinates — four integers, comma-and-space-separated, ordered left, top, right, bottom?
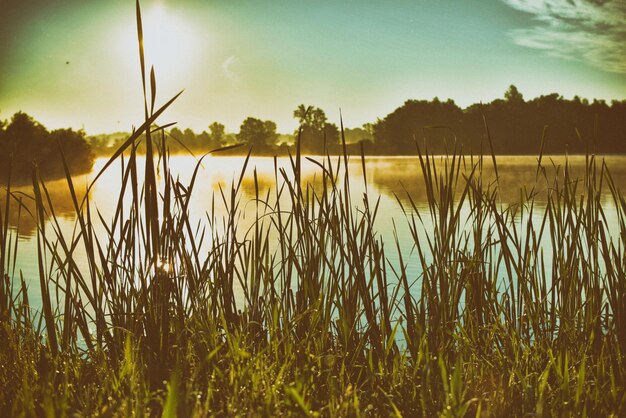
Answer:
116, 4, 202, 93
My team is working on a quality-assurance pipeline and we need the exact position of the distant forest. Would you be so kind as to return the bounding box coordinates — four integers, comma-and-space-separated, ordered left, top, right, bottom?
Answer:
89, 86, 626, 157
372, 86, 626, 155
2, 85, 626, 182
0, 112, 93, 183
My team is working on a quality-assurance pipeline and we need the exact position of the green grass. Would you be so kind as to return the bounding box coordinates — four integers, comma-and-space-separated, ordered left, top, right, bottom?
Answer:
1, 2, 625, 416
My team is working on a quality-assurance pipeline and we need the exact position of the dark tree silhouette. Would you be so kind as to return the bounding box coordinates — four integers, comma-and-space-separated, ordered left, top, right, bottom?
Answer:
183, 128, 196, 147
73, 85, 626, 159
293, 105, 339, 154
0, 112, 94, 183
238, 117, 278, 153
373, 87, 626, 155
208, 122, 226, 148
504, 84, 524, 103
373, 98, 463, 154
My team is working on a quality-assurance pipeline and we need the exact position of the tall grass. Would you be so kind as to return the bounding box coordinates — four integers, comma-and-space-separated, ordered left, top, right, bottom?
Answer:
1, 2, 625, 416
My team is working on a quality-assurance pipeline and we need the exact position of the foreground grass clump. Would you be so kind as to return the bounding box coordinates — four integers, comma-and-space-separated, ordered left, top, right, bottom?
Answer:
1, 122, 626, 416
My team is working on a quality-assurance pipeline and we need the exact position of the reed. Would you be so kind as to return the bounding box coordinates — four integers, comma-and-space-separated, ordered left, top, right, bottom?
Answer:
0, 1, 625, 416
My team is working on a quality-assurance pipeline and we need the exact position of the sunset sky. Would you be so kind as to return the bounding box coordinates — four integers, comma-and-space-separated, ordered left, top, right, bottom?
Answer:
1, 0, 625, 134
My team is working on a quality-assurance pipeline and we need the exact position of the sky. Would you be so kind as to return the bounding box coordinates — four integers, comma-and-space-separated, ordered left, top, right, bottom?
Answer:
1, 0, 625, 134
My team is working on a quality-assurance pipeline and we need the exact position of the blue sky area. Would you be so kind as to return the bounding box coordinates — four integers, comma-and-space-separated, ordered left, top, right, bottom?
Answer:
1, 0, 624, 133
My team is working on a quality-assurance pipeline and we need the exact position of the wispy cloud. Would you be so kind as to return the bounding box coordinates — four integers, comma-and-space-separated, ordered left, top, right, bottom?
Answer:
221, 55, 239, 79
501, 0, 626, 73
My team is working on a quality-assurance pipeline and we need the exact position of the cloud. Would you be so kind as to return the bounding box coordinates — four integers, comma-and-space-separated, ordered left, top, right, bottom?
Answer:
501, 0, 626, 73
221, 55, 239, 79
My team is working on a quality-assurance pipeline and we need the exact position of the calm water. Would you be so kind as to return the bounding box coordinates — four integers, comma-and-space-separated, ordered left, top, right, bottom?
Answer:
5, 155, 626, 310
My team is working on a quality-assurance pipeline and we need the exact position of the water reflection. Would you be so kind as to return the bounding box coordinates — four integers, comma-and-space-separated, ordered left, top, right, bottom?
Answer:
4, 155, 626, 239
365, 155, 626, 208
5, 154, 626, 312
1, 178, 89, 237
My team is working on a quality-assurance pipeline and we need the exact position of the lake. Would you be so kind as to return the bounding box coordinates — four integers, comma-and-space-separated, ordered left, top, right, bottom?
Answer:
4, 154, 626, 312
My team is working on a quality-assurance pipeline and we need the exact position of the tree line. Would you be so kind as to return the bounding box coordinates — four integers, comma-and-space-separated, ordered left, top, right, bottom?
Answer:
0, 112, 94, 183
91, 86, 625, 156
88, 105, 371, 157
3, 85, 626, 182
373, 86, 626, 155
